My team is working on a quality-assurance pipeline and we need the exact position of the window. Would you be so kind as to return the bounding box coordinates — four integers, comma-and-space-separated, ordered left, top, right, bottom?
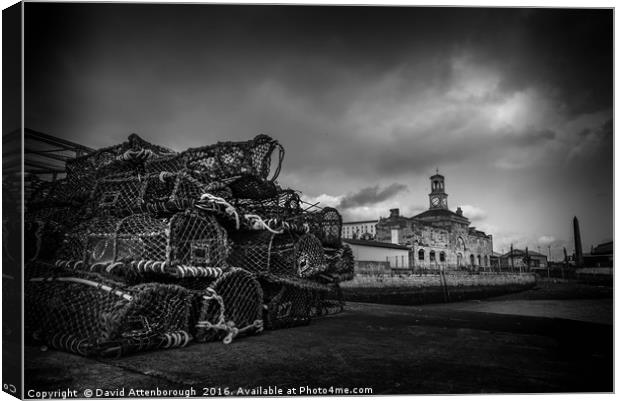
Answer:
430, 251, 436, 262
418, 249, 425, 261
401, 255, 404, 267
440, 252, 446, 262
470, 254, 475, 266
477, 255, 481, 266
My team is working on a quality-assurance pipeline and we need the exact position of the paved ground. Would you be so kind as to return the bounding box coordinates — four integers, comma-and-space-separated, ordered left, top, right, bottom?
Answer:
24, 281, 613, 396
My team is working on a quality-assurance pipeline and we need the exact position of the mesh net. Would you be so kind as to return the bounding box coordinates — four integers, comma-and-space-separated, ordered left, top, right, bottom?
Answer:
195, 268, 263, 343
184, 134, 284, 182
65, 134, 177, 200
259, 276, 327, 330
56, 211, 229, 278
90, 172, 210, 215
25, 267, 193, 357
227, 231, 326, 278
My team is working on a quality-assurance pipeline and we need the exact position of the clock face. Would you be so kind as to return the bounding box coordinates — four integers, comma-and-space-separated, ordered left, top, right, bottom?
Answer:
431, 197, 440, 206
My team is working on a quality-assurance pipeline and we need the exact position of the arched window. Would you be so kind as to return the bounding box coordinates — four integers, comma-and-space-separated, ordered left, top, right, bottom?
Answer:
440, 251, 446, 262
484, 255, 489, 266
477, 255, 481, 266
470, 254, 475, 266
418, 249, 425, 261
457, 237, 465, 252
430, 250, 436, 262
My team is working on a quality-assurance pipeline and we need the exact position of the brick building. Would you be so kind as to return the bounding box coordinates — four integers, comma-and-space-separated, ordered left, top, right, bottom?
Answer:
375, 172, 493, 270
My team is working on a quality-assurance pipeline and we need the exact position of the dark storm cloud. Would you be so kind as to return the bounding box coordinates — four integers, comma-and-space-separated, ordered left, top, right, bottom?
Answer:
338, 183, 408, 209
22, 4, 613, 250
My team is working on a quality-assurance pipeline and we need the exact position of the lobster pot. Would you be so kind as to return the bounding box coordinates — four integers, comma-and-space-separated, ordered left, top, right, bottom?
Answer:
231, 189, 303, 231
310, 283, 345, 317
195, 268, 263, 343
56, 211, 230, 278
226, 174, 279, 200
25, 271, 193, 357
307, 207, 343, 248
141, 172, 208, 213
324, 244, 355, 283
91, 172, 209, 215
25, 206, 87, 262
183, 134, 284, 182
227, 231, 326, 278
28, 179, 89, 206
91, 176, 144, 212
259, 276, 328, 330
65, 134, 177, 201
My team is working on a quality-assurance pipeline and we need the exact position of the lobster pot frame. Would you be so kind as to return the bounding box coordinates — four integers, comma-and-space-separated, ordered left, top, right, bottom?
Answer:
259, 276, 328, 330
195, 268, 263, 343
25, 271, 193, 357
227, 231, 326, 278
183, 134, 284, 182
56, 211, 229, 278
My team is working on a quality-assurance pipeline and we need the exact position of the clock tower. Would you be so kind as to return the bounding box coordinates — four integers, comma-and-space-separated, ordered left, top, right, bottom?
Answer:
429, 169, 448, 210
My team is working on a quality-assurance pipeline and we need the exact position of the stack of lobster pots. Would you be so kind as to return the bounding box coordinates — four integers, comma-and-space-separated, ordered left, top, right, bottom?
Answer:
24, 133, 354, 357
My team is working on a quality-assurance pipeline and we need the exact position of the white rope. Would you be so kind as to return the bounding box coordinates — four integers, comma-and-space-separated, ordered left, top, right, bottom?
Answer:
244, 214, 284, 234
30, 276, 133, 301
197, 193, 240, 229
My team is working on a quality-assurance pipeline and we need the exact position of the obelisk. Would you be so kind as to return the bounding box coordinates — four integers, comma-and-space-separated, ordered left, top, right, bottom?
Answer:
573, 216, 584, 267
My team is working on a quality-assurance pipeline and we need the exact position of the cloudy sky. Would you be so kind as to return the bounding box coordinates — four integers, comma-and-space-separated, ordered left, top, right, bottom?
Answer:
24, 4, 612, 259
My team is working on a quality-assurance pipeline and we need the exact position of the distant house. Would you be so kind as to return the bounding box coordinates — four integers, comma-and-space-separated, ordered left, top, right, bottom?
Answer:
341, 220, 378, 240
583, 241, 613, 267
342, 238, 411, 270
499, 249, 547, 269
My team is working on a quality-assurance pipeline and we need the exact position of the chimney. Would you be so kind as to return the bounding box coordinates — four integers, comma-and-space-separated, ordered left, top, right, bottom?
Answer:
389, 208, 400, 218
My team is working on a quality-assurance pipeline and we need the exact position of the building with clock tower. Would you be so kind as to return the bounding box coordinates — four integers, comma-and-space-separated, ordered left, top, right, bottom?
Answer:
375, 171, 494, 270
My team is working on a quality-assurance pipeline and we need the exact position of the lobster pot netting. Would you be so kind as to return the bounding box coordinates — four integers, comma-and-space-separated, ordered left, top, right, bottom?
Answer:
25, 206, 89, 262
25, 270, 193, 357
306, 207, 343, 248
56, 212, 229, 279
259, 276, 328, 330
91, 172, 209, 215
183, 134, 284, 182
65, 134, 177, 198
195, 268, 263, 343
310, 283, 344, 317
227, 231, 326, 279
323, 244, 355, 283
224, 189, 303, 232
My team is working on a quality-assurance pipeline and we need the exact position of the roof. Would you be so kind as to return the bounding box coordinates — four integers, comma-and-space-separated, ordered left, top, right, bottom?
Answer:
592, 241, 613, 255
500, 249, 546, 258
343, 238, 410, 250
342, 220, 379, 225
413, 208, 467, 220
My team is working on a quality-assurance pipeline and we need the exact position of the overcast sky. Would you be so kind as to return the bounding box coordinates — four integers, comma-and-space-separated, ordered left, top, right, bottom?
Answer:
24, 4, 612, 259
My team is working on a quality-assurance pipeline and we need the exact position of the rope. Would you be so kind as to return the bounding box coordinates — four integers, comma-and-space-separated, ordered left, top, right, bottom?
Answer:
244, 214, 284, 234
29, 276, 133, 301
197, 193, 240, 230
